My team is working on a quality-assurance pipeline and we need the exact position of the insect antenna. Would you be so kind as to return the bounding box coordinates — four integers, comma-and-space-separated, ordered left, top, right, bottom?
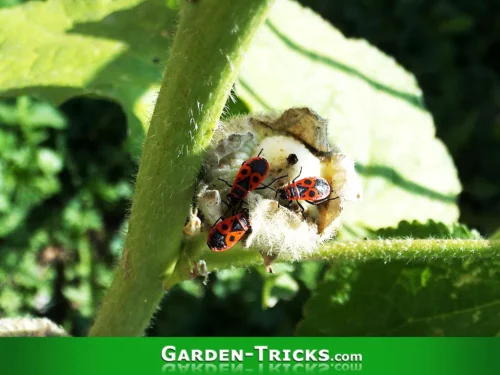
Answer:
218, 177, 233, 188
292, 167, 303, 184
256, 174, 288, 191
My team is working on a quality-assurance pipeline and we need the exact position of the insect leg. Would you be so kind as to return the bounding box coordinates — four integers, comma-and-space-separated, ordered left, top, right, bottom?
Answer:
211, 216, 224, 228
257, 148, 264, 157
218, 200, 234, 220
234, 200, 245, 215
297, 201, 306, 219
255, 174, 288, 191
306, 195, 340, 205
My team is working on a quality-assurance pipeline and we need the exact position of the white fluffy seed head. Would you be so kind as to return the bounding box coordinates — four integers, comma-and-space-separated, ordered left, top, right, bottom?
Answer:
244, 193, 321, 260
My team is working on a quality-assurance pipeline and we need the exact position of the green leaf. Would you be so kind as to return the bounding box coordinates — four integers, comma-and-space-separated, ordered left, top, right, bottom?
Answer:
0, 0, 26, 10
212, 269, 248, 299
297, 258, 500, 336
0, 0, 178, 157
258, 264, 299, 309
293, 261, 326, 291
37, 148, 63, 174
490, 230, 500, 240
368, 220, 482, 240
236, 0, 461, 235
0, 98, 64, 236
297, 221, 500, 336
0, 230, 57, 317
0, 98, 66, 129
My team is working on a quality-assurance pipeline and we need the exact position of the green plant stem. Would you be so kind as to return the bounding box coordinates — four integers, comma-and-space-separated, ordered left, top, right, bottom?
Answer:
166, 238, 500, 285
89, 0, 275, 336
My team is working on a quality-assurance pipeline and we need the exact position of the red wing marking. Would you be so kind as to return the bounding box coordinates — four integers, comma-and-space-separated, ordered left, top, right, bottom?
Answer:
224, 230, 246, 248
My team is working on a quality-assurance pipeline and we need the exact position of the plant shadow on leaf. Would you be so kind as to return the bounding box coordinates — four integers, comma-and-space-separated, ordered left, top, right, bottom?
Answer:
356, 164, 457, 204
0, 0, 178, 158
238, 80, 272, 110
265, 20, 425, 110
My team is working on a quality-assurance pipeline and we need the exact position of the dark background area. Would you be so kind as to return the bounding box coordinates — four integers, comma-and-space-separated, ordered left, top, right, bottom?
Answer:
0, 0, 499, 336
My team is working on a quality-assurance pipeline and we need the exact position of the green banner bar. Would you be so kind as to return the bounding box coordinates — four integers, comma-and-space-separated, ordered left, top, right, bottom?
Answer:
1, 338, 499, 374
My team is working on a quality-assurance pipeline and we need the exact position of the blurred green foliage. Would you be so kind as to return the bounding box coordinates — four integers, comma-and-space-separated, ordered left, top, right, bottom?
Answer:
0, 0, 499, 336
0, 0, 28, 8
0, 96, 134, 335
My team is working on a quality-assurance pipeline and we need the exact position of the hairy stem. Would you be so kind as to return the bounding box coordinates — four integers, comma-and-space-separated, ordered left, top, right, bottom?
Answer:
89, 0, 275, 336
168, 238, 500, 284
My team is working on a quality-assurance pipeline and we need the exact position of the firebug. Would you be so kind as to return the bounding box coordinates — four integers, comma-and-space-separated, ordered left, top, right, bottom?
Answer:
219, 149, 284, 212
276, 167, 338, 216
207, 210, 250, 252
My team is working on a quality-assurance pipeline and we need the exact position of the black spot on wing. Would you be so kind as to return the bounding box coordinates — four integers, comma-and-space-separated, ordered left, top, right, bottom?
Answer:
247, 158, 269, 175
207, 230, 227, 250
248, 172, 265, 190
